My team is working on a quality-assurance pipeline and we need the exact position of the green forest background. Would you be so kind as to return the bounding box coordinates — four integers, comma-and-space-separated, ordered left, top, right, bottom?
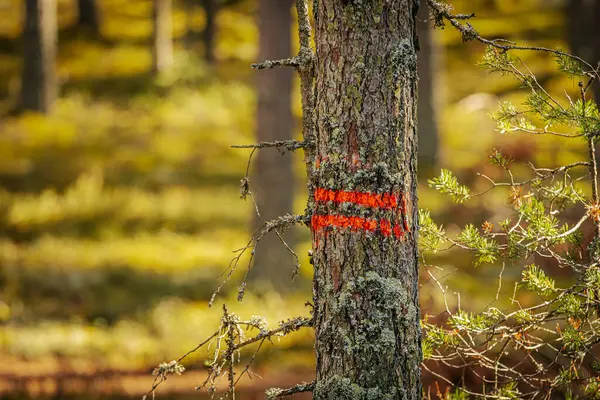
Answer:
0, 0, 594, 397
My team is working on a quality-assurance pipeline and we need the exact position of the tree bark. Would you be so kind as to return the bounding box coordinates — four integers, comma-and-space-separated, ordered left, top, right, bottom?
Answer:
566, 0, 600, 101
21, 0, 57, 114
77, 0, 100, 35
312, 1, 422, 399
250, 0, 295, 291
152, 0, 173, 75
416, 0, 439, 175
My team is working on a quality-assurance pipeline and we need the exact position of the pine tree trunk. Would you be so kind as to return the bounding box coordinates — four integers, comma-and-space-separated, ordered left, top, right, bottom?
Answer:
250, 0, 295, 291
77, 0, 100, 35
152, 0, 173, 75
311, 1, 422, 398
417, 0, 440, 175
21, 0, 57, 114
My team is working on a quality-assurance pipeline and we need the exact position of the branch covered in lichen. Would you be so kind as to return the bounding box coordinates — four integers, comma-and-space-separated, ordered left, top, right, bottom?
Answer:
231, 139, 309, 152
143, 306, 313, 400
252, 57, 300, 70
265, 380, 315, 399
210, 213, 308, 307
427, 0, 598, 80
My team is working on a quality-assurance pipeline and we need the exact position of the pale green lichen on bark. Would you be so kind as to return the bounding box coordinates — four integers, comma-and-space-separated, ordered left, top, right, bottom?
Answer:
314, 375, 398, 400
312, 0, 421, 398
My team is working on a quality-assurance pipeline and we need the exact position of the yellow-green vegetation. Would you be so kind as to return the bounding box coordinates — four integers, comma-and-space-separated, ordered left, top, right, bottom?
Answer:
0, 293, 314, 370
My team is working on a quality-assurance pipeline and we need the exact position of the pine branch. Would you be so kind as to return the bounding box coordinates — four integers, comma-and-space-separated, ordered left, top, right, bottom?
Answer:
427, 0, 598, 79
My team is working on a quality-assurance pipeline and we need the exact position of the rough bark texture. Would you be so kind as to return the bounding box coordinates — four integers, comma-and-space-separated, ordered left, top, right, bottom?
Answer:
77, 0, 100, 35
416, 0, 439, 175
21, 0, 57, 114
312, 1, 422, 399
250, 0, 296, 291
151, 0, 173, 74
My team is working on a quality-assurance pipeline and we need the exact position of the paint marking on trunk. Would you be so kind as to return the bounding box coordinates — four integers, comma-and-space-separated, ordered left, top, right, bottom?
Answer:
311, 215, 406, 239
314, 188, 401, 209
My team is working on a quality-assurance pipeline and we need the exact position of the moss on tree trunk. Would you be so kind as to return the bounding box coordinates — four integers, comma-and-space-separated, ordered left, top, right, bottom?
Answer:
311, 1, 422, 398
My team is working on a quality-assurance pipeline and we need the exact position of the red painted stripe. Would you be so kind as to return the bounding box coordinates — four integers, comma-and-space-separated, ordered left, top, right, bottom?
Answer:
380, 219, 392, 237
394, 223, 405, 239
311, 215, 378, 233
312, 215, 406, 239
314, 188, 400, 209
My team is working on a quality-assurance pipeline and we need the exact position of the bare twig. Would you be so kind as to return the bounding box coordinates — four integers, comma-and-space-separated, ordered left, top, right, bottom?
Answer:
234, 140, 307, 219
473, 162, 590, 198
231, 140, 307, 152
210, 214, 306, 307
144, 309, 312, 399
239, 148, 260, 218
252, 57, 300, 70
265, 380, 316, 399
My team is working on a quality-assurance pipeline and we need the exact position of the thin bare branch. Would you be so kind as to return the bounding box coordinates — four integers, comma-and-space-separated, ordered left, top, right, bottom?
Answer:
252, 57, 300, 70
231, 140, 307, 151
210, 214, 307, 307
266, 381, 316, 399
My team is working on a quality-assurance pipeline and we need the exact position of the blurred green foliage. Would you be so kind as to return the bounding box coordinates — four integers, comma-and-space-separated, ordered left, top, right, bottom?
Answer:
0, 293, 313, 370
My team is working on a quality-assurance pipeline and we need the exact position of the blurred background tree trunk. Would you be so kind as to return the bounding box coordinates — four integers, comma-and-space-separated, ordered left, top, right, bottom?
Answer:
184, 0, 217, 62
566, 0, 600, 248
417, 0, 440, 177
21, 0, 57, 113
202, 0, 216, 63
250, 0, 295, 292
76, 0, 100, 36
151, 0, 173, 74
566, 0, 600, 100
